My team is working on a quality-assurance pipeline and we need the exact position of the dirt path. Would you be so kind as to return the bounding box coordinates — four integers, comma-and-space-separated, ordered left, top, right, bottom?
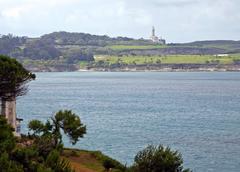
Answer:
69, 161, 97, 172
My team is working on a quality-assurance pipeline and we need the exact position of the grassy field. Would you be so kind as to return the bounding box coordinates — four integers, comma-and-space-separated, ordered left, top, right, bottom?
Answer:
94, 54, 240, 65
106, 44, 167, 50
62, 149, 125, 172
79, 61, 89, 68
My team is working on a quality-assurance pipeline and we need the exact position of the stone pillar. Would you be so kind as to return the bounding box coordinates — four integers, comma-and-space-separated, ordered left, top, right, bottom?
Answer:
1, 98, 19, 136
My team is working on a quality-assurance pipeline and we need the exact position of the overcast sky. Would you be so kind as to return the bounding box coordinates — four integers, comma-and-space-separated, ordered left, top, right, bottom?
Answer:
0, 0, 239, 42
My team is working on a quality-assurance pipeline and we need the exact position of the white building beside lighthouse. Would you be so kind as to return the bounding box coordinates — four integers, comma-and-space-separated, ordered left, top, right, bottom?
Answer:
150, 26, 166, 45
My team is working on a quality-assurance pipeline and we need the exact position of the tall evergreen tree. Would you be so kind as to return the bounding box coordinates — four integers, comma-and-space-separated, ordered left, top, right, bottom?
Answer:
0, 55, 35, 101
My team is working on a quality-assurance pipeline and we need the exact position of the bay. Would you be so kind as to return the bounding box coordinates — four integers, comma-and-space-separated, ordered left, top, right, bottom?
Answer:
17, 72, 240, 172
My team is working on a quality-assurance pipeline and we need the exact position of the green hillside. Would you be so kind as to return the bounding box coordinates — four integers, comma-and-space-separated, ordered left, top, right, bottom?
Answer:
94, 54, 240, 65
0, 32, 240, 71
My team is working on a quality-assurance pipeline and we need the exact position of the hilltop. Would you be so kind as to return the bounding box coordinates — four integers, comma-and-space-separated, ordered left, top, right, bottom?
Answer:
0, 32, 240, 71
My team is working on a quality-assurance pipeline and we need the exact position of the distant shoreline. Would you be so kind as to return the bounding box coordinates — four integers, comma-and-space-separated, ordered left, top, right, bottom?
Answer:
25, 64, 240, 72
80, 64, 240, 72
80, 68, 240, 72
28, 68, 240, 72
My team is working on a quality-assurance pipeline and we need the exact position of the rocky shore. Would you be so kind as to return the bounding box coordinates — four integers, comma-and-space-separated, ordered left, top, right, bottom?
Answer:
24, 63, 240, 72
83, 64, 240, 72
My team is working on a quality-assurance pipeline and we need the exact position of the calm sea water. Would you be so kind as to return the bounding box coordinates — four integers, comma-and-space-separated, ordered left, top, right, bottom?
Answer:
17, 72, 240, 171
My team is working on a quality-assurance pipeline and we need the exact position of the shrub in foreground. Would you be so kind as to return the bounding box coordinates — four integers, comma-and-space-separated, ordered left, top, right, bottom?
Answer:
132, 145, 191, 172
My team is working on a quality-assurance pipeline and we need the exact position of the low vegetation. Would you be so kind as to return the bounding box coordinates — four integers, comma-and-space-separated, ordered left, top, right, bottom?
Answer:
132, 145, 190, 172
106, 45, 167, 51
63, 145, 192, 172
62, 149, 126, 172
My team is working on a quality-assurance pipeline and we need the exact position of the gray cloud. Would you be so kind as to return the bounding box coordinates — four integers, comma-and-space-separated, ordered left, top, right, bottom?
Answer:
152, 0, 200, 7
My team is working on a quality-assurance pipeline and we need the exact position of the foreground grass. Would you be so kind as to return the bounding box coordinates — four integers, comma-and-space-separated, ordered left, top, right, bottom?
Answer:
62, 148, 125, 172
94, 54, 240, 65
